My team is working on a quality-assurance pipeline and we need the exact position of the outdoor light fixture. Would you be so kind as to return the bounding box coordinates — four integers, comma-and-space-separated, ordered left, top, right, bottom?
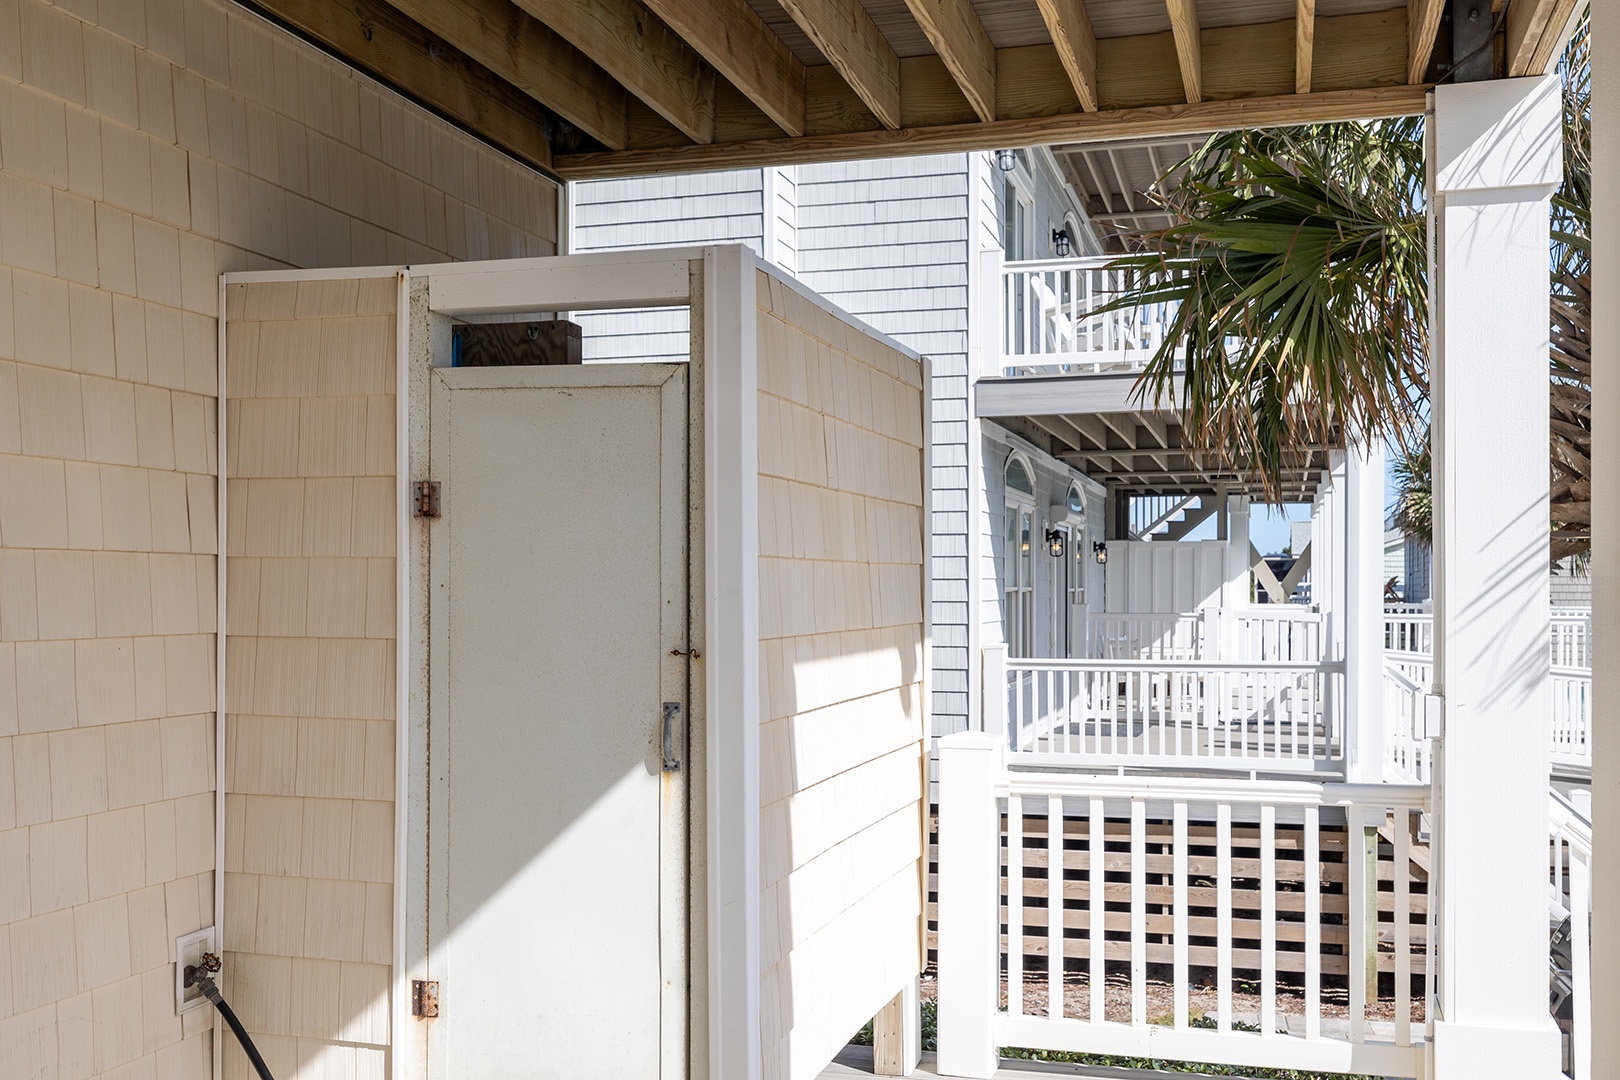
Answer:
1093, 541, 1109, 565
995, 149, 1017, 172
1045, 529, 1065, 558
1052, 228, 1073, 257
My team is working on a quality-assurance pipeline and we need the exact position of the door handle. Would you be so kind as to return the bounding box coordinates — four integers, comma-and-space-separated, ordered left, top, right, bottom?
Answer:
662, 702, 683, 772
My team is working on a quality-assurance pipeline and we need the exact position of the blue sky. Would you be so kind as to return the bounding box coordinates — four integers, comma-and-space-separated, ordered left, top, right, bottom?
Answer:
1174, 456, 1404, 555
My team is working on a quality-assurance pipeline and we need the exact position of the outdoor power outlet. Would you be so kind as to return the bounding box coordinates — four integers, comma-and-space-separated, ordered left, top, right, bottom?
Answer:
175, 927, 217, 1015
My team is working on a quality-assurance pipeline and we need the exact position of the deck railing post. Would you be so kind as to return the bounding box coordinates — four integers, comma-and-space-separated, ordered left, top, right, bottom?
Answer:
978, 248, 1004, 379
1344, 442, 1385, 782
936, 731, 1002, 1080
983, 643, 1009, 754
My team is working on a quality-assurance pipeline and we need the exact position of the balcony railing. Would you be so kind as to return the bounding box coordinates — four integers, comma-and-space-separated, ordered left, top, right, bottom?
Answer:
996, 256, 1179, 377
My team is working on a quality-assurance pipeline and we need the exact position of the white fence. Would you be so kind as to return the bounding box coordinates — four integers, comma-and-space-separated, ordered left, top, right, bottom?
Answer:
1383, 662, 1430, 784
998, 257, 1178, 375
1549, 790, 1592, 1079
1002, 656, 1343, 772
1086, 609, 1324, 663
1550, 667, 1592, 770
937, 737, 1430, 1080
1383, 607, 1591, 667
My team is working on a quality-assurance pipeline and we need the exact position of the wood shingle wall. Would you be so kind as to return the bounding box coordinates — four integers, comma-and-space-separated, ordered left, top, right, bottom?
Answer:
0, 0, 555, 1075
754, 271, 927, 1080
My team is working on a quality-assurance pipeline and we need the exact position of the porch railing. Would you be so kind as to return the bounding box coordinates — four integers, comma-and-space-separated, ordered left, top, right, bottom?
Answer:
1000, 655, 1343, 772
1550, 666, 1592, 770
1087, 609, 1324, 663
937, 737, 1430, 1080
1549, 789, 1592, 1080
998, 257, 1179, 376
1383, 662, 1430, 784
1383, 606, 1591, 667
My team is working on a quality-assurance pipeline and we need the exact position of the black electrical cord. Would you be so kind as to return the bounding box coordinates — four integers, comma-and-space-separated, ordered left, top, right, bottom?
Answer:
186, 957, 277, 1080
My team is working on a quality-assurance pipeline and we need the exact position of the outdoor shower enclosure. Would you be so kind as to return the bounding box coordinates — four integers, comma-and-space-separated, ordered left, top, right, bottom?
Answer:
219, 246, 929, 1080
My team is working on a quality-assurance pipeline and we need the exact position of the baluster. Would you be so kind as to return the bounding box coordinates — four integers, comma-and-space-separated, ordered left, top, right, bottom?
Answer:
1260, 803, 1276, 1036
1173, 800, 1189, 1030
1347, 803, 1367, 1044
1130, 798, 1146, 1026
1305, 804, 1321, 1039
1008, 795, 1024, 1016
1088, 797, 1105, 1023
1394, 807, 1411, 1046
1048, 795, 1064, 1018
1216, 801, 1233, 1032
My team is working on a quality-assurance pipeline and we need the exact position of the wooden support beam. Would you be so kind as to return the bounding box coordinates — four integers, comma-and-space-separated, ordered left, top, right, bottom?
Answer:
903, 0, 998, 122
1165, 0, 1203, 104
512, 0, 715, 143
1406, 0, 1445, 83
1505, 0, 1582, 77
1295, 0, 1315, 94
1033, 0, 1100, 112
641, 0, 807, 136
777, 0, 903, 129
247, 0, 554, 168
379, 0, 629, 149
872, 989, 908, 1076
556, 82, 1428, 178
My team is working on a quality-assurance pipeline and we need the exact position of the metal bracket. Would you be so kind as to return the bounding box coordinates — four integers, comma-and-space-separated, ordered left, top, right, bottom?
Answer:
412, 979, 440, 1018
414, 481, 441, 518
661, 701, 683, 772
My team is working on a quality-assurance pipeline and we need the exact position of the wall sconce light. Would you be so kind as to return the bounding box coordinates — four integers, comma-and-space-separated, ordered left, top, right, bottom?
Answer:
1052, 228, 1073, 257
995, 149, 1017, 172
1093, 541, 1109, 565
1045, 529, 1065, 558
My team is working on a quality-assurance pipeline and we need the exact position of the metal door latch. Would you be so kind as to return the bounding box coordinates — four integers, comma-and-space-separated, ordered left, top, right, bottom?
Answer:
662, 702, 683, 772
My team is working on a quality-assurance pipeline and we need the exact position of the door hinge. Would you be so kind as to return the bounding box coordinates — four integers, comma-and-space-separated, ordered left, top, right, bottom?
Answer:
411, 979, 440, 1018
661, 701, 683, 772
414, 481, 441, 518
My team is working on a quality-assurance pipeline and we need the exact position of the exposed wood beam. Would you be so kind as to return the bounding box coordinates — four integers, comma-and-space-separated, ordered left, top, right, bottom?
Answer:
512, 0, 715, 143
777, 0, 902, 129
1505, 0, 1582, 77
1067, 414, 1112, 452
641, 0, 806, 136
379, 0, 629, 149
1165, 0, 1202, 104
1407, 0, 1445, 83
1295, 0, 1315, 94
246, 0, 554, 168
1024, 415, 1082, 456
556, 82, 1429, 178
1033, 0, 1100, 112
903, 0, 997, 122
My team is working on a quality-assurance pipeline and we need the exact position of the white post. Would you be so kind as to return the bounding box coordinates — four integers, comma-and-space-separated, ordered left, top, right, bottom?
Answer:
982, 643, 1009, 753
977, 248, 1005, 380
1590, 3, 1620, 1064
935, 731, 1001, 1080
1325, 451, 1348, 661
1344, 442, 1386, 782
1428, 76, 1562, 1079
1224, 494, 1251, 607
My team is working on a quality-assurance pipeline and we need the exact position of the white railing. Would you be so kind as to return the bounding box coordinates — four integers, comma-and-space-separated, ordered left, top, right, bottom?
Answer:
937, 738, 1430, 1080
1086, 609, 1324, 663
1384, 606, 1591, 668
1549, 790, 1592, 1079
1551, 609, 1592, 667
1003, 657, 1343, 772
999, 257, 1179, 376
1383, 662, 1430, 784
1383, 611, 1433, 655
1550, 666, 1592, 770
1086, 612, 1205, 660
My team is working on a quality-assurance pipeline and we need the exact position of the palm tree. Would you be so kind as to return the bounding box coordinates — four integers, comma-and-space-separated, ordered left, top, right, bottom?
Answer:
1106, 22, 1590, 561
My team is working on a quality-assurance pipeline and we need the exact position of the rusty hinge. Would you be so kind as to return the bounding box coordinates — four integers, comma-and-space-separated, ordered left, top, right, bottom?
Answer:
411, 979, 440, 1018
414, 481, 441, 518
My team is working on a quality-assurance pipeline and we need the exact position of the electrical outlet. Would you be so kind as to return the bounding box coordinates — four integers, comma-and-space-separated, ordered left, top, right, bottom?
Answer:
175, 927, 217, 1015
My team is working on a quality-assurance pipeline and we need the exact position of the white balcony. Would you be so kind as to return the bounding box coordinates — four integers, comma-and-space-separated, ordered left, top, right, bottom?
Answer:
993, 256, 1180, 378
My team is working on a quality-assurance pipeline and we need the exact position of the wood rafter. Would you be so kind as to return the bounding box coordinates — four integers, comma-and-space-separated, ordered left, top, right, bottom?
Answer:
1407, 0, 1445, 83
513, 0, 716, 143
1165, 0, 1203, 104
1033, 0, 1099, 112
640, 0, 807, 135
558, 82, 1429, 179
1295, 0, 1315, 94
1505, 0, 1582, 77
379, 0, 630, 149
903, 0, 997, 122
248, 0, 554, 168
777, 0, 902, 129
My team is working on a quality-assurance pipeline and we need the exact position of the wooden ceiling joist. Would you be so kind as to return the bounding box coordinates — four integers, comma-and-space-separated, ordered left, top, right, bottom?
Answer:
556, 81, 1428, 178
379, 0, 630, 149
1295, 0, 1315, 94
1407, 0, 1446, 82
1165, 0, 1203, 104
640, 0, 807, 136
512, 0, 716, 143
777, 0, 903, 129
903, 0, 998, 122
247, 0, 555, 168
1505, 0, 1583, 77
1033, 0, 1100, 112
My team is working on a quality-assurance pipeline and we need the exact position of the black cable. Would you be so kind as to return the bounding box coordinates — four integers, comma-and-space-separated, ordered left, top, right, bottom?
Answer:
191, 969, 277, 1080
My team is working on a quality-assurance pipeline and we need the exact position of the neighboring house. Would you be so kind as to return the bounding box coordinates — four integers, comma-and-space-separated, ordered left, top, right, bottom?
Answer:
1383, 523, 1405, 597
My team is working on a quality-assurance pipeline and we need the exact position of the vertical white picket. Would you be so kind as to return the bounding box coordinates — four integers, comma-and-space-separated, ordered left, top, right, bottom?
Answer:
1173, 801, 1189, 1030
1216, 801, 1233, 1032
1008, 796, 1024, 1017
1305, 804, 1321, 1040
1131, 799, 1146, 1026
1394, 808, 1412, 1046
1260, 803, 1277, 1036
1088, 797, 1105, 1024
1047, 796, 1063, 1019
1346, 803, 1367, 1044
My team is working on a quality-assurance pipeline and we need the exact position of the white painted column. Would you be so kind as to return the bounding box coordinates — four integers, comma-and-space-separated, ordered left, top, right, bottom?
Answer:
1589, 3, 1620, 1064
1324, 452, 1348, 663
1223, 494, 1251, 607
1428, 76, 1561, 1079
935, 731, 1001, 1080
1343, 443, 1386, 782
